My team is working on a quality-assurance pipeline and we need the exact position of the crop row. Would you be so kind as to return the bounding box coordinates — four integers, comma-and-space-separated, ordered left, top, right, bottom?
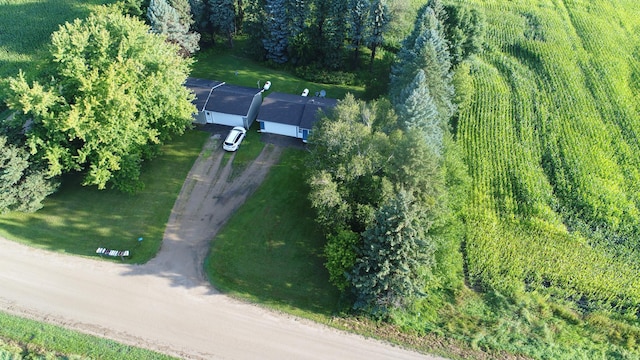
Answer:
457, 0, 640, 306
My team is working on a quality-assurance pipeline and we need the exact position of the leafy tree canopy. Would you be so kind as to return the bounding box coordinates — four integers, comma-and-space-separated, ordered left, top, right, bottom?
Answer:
0, 136, 58, 214
4, 6, 196, 192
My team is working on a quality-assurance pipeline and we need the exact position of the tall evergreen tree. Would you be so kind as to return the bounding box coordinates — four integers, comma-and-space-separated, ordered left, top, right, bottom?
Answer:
389, 4, 454, 125
286, 0, 307, 37
366, 0, 389, 71
189, 0, 209, 33
349, 190, 434, 314
317, 0, 348, 69
347, 0, 370, 69
148, 0, 200, 55
242, 0, 267, 59
263, 0, 289, 63
236, 0, 245, 30
209, 0, 236, 47
442, 4, 485, 66
169, 0, 194, 27
396, 69, 442, 156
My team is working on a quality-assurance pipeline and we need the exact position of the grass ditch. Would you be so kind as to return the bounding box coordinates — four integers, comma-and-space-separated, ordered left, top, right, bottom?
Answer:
0, 311, 176, 360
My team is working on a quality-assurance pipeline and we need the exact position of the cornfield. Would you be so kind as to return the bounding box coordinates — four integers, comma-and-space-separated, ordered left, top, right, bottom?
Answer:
456, 0, 640, 307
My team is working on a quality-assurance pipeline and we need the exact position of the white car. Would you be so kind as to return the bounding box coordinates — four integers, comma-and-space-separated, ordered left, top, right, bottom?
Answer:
223, 126, 247, 151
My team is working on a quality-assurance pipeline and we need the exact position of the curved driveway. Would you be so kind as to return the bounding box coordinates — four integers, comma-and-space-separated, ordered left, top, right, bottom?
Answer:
0, 137, 441, 360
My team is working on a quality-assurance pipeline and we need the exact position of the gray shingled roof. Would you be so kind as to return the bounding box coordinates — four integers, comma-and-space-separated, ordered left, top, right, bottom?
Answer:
185, 78, 262, 115
258, 92, 337, 129
257, 92, 307, 126
184, 77, 223, 111
300, 98, 338, 130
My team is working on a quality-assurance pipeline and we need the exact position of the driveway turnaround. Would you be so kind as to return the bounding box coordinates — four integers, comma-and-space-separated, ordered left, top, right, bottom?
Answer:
0, 137, 442, 360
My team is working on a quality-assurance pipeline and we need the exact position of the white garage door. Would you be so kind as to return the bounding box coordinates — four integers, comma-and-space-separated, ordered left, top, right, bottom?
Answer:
211, 112, 244, 127
262, 122, 298, 138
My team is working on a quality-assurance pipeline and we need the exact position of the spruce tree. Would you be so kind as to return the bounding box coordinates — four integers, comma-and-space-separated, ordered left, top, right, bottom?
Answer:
242, 0, 267, 59
442, 4, 485, 65
189, 0, 209, 33
169, 0, 194, 27
286, 0, 307, 37
321, 0, 348, 69
396, 69, 442, 156
349, 190, 434, 315
347, 0, 371, 69
263, 0, 289, 63
389, 4, 454, 125
366, 0, 389, 70
209, 0, 236, 47
148, 0, 200, 55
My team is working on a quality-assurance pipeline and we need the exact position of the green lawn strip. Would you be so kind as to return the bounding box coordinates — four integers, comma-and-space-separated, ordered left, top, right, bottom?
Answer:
0, 311, 176, 360
190, 42, 363, 100
206, 149, 340, 322
0, 130, 209, 263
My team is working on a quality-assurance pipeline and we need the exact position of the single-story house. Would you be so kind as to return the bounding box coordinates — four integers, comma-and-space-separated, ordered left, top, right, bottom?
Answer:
257, 92, 337, 142
185, 77, 263, 129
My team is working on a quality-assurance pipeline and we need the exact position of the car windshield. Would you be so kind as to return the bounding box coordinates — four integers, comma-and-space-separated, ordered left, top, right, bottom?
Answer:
225, 132, 240, 145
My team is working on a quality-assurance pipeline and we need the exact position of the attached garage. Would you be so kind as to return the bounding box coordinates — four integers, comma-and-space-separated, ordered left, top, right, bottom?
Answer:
257, 92, 306, 138
258, 92, 337, 142
186, 78, 262, 129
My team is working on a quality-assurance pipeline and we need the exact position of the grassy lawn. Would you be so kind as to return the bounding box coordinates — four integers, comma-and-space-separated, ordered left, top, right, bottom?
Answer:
206, 149, 341, 321
0, 130, 209, 264
190, 39, 364, 100
0, 311, 176, 360
0, 0, 114, 79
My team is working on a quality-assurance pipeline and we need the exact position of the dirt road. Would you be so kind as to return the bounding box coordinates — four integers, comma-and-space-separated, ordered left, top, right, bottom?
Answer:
0, 136, 441, 359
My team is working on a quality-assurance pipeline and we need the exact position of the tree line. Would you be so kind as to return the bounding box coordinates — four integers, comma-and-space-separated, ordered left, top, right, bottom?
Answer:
306, 0, 483, 316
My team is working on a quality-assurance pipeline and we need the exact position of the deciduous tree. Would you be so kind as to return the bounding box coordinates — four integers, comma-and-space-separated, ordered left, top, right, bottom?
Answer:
4, 6, 195, 192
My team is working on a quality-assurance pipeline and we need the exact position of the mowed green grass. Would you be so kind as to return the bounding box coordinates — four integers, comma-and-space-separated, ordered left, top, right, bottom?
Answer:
0, 130, 209, 263
0, 311, 176, 360
206, 149, 341, 320
190, 39, 364, 100
0, 0, 114, 79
